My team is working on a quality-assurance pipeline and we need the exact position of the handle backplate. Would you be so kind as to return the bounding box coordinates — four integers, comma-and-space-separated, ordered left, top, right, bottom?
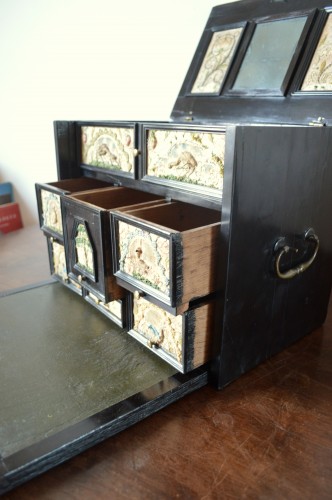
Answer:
274, 228, 319, 280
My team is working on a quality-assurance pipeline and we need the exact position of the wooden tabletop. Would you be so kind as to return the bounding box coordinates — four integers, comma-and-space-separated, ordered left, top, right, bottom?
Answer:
1, 226, 331, 499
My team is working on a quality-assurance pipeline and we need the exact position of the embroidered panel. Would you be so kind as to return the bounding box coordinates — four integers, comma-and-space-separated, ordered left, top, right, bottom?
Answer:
118, 221, 170, 296
41, 189, 63, 235
301, 14, 332, 91
191, 27, 243, 94
52, 240, 67, 279
81, 126, 135, 173
75, 223, 95, 276
133, 295, 183, 363
146, 129, 225, 191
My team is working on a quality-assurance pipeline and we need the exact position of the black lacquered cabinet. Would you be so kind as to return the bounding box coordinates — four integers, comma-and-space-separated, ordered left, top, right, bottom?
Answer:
2, 0, 332, 494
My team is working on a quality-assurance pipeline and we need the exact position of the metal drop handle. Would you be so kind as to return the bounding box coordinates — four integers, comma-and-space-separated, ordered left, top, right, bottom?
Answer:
274, 228, 319, 280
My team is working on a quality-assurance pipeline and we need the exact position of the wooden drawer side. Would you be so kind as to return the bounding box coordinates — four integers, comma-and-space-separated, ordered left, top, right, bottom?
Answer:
181, 223, 221, 304
185, 302, 215, 372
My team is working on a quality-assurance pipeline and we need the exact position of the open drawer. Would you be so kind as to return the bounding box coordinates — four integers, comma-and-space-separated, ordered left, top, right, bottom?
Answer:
35, 178, 112, 241
61, 187, 164, 303
110, 201, 221, 312
129, 292, 216, 373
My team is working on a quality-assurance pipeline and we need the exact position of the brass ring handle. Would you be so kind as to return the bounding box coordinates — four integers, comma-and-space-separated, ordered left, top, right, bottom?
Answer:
275, 229, 319, 280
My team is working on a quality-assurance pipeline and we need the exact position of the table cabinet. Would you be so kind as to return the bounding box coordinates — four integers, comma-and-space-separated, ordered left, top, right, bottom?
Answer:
2, 0, 332, 494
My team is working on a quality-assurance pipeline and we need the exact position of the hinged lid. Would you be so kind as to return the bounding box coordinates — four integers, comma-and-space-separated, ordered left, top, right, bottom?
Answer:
171, 0, 332, 125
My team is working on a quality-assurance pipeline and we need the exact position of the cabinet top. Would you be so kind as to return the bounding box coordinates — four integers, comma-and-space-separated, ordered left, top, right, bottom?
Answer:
171, 0, 332, 125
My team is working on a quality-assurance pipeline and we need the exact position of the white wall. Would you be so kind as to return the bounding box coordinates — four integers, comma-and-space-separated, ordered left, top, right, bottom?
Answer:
0, 0, 236, 226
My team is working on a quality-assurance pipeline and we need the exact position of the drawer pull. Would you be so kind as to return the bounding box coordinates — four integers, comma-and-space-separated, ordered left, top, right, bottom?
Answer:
147, 326, 164, 349
274, 228, 319, 280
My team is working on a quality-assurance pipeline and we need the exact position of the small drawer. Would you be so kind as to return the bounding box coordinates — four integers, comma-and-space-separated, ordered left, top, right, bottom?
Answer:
46, 237, 83, 295
129, 293, 215, 373
140, 123, 225, 202
62, 187, 164, 303
80, 123, 138, 177
111, 201, 221, 311
36, 178, 111, 240
84, 290, 129, 328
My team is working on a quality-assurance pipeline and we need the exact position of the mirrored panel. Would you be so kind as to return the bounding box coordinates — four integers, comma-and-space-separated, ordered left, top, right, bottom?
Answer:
232, 16, 307, 92
301, 14, 332, 91
191, 27, 243, 94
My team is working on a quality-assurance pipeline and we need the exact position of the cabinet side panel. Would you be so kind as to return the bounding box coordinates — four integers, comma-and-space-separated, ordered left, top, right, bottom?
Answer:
213, 125, 332, 389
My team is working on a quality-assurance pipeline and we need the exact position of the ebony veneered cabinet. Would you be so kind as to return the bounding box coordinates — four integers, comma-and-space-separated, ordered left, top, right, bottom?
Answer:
2, 0, 332, 493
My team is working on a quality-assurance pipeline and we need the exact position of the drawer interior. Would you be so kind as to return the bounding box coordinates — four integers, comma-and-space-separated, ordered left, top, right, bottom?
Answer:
46, 177, 112, 192
123, 201, 220, 232
69, 186, 163, 210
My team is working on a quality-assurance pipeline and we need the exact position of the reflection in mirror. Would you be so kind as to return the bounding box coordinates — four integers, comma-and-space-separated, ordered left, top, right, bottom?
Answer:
191, 27, 243, 94
232, 17, 307, 92
301, 14, 332, 91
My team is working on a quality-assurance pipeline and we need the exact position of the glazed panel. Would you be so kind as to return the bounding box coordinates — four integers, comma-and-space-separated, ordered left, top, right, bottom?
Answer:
191, 27, 243, 94
146, 129, 225, 191
41, 189, 63, 236
301, 14, 332, 91
233, 16, 307, 91
118, 220, 171, 298
81, 126, 135, 174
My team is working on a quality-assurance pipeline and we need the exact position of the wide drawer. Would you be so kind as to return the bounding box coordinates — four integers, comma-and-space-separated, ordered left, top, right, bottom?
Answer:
80, 122, 138, 177
129, 292, 215, 373
139, 123, 225, 203
61, 187, 164, 302
111, 201, 221, 311
36, 177, 111, 240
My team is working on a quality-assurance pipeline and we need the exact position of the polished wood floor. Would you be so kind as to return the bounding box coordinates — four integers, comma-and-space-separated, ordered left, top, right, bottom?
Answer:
1, 226, 332, 499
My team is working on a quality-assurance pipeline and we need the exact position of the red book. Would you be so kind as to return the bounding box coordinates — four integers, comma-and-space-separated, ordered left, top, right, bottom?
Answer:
0, 202, 23, 234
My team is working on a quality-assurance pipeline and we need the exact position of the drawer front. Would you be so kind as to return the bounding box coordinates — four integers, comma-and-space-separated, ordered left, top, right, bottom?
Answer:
40, 189, 64, 239
81, 124, 137, 176
84, 291, 128, 328
112, 215, 178, 307
62, 199, 124, 303
47, 237, 83, 295
141, 124, 225, 201
129, 294, 215, 373
48, 238, 67, 279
